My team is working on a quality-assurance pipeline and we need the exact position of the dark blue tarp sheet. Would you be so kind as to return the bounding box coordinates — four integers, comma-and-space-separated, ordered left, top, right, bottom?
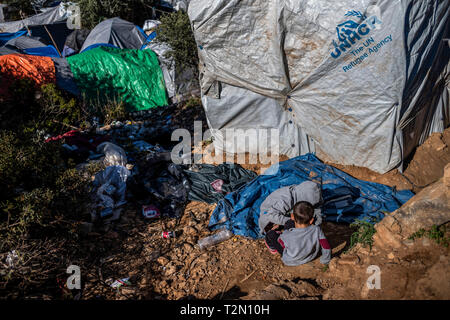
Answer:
0, 30, 27, 46
209, 154, 414, 239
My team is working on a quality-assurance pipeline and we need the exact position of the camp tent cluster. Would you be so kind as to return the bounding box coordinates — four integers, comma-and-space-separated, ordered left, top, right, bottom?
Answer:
1, 0, 449, 174
0, 1, 194, 111
188, 0, 450, 174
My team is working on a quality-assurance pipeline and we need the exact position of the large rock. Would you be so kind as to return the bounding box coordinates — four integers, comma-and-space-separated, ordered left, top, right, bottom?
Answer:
373, 172, 450, 249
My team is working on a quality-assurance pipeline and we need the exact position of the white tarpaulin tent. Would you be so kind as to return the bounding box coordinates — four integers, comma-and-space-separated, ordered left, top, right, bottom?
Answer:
0, 2, 76, 33
188, 0, 449, 173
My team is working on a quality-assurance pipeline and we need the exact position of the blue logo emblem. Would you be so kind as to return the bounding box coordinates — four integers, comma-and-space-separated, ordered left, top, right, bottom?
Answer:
330, 10, 382, 59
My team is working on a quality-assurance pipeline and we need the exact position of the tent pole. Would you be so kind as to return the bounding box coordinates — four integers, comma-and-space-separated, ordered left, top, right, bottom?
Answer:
42, 24, 62, 57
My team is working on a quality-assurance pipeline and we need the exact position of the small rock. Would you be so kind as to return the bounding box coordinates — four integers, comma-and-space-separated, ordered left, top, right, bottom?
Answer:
183, 243, 194, 253
422, 238, 431, 246
387, 252, 395, 260
338, 255, 360, 265
157, 256, 170, 265
403, 239, 414, 247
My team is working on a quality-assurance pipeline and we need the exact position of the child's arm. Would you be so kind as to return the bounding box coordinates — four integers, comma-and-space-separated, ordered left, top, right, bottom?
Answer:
260, 186, 296, 227
318, 229, 331, 264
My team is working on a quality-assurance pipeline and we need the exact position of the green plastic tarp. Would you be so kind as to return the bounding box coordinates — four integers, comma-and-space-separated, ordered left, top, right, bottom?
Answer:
67, 46, 168, 112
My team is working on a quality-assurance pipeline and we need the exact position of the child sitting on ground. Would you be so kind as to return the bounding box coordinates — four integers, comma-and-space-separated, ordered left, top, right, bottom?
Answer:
265, 201, 331, 266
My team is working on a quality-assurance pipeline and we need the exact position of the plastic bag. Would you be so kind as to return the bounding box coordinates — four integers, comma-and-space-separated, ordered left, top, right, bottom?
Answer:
97, 142, 127, 167
92, 165, 131, 221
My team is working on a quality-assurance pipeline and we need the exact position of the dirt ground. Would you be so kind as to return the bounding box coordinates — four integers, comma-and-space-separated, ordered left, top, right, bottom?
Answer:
74, 127, 449, 301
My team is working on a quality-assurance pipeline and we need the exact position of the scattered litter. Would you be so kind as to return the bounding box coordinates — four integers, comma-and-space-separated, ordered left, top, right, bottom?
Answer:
142, 205, 161, 219
109, 277, 131, 289
197, 229, 233, 250
96, 142, 127, 167
6, 250, 19, 269
162, 231, 176, 239
92, 165, 131, 221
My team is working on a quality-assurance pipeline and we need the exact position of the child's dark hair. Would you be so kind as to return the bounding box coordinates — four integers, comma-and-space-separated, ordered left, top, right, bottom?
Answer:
293, 201, 314, 224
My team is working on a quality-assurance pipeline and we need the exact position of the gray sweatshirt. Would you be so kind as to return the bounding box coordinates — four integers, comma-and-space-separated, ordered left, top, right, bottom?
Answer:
279, 225, 331, 266
259, 181, 322, 235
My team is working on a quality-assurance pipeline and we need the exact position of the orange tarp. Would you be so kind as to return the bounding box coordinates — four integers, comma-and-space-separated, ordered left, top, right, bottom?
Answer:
0, 53, 55, 97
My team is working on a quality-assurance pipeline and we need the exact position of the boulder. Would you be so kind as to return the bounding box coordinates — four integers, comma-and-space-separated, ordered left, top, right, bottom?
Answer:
373, 176, 449, 249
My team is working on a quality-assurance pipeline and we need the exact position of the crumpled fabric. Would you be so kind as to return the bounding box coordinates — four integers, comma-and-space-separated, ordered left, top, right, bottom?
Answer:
183, 163, 258, 204
209, 154, 414, 239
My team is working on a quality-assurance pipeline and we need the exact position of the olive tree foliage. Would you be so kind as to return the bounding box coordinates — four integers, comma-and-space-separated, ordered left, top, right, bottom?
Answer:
75, 0, 157, 29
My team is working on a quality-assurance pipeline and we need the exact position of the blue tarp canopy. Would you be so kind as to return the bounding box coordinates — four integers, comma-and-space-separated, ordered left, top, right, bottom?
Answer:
209, 154, 415, 239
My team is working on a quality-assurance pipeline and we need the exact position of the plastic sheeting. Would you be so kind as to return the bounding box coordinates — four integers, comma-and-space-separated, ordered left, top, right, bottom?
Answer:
145, 41, 200, 102
209, 154, 414, 239
0, 3, 73, 33
67, 46, 169, 112
0, 53, 55, 96
3, 35, 60, 57
80, 18, 149, 53
188, 0, 450, 174
52, 57, 79, 95
183, 163, 257, 204
0, 30, 27, 46
92, 165, 131, 221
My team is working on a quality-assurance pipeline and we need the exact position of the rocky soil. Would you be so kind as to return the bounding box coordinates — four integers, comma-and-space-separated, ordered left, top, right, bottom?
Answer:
74, 128, 450, 301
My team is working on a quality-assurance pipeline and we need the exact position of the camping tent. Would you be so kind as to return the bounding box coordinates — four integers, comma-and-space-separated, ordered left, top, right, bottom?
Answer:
3, 35, 60, 57
188, 0, 450, 174
80, 18, 150, 53
62, 28, 90, 57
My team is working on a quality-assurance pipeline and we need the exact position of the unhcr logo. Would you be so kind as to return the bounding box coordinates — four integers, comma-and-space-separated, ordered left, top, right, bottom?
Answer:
330, 9, 382, 59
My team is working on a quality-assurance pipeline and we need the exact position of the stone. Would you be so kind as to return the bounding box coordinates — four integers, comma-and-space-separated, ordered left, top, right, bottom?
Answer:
444, 163, 450, 188
338, 255, 360, 265
422, 238, 431, 246
183, 243, 194, 253
387, 252, 395, 260
157, 256, 169, 265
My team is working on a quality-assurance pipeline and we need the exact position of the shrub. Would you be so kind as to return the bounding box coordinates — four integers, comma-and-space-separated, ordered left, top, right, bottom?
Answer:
348, 218, 377, 250
75, 0, 157, 29
409, 225, 449, 247
155, 10, 199, 78
0, 131, 90, 247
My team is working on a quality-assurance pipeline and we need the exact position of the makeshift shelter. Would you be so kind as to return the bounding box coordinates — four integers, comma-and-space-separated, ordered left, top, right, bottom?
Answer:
3, 35, 60, 57
80, 18, 150, 53
28, 22, 72, 52
0, 2, 73, 33
209, 154, 414, 239
0, 53, 55, 96
67, 46, 169, 112
62, 28, 90, 57
188, 0, 450, 174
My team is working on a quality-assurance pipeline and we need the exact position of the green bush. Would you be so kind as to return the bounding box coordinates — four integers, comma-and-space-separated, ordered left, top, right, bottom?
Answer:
155, 10, 199, 77
409, 225, 449, 247
348, 219, 377, 250
0, 131, 91, 247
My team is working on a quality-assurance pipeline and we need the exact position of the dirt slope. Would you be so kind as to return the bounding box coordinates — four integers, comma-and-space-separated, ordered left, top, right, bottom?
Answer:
76, 128, 449, 300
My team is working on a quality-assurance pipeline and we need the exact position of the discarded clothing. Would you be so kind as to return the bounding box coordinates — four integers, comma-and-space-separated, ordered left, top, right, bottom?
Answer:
183, 163, 257, 204
209, 154, 414, 239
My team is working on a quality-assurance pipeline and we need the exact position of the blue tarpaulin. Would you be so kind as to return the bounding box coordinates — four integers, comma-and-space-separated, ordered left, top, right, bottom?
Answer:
209, 154, 415, 239
0, 30, 27, 46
